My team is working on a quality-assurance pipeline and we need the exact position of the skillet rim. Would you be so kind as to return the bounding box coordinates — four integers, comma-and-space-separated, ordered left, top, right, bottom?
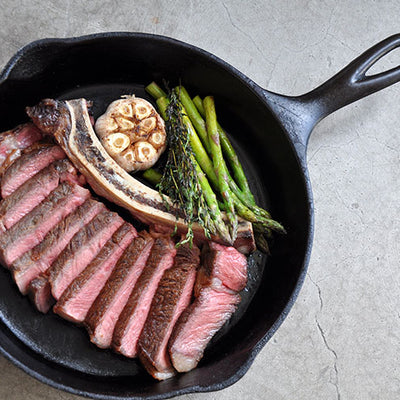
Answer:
0, 31, 314, 399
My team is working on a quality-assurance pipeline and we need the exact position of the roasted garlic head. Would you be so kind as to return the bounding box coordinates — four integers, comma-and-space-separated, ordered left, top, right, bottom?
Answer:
95, 96, 166, 172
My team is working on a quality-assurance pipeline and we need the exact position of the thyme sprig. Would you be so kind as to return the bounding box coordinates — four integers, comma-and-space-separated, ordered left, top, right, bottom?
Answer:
158, 90, 214, 245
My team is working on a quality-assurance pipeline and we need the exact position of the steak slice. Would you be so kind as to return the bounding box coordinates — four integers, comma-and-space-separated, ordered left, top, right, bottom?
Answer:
11, 199, 104, 294
169, 284, 240, 373
27, 272, 54, 314
1, 144, 65, 198
138, 243, 200, 380
112, 236, 176, 358
197, 242, 248, 293
168, 242, 247, 373
53, 222, 137, 323
85, 231, 154, 349
0, 182, 90, 267
0, 123, 42, 172
0, 159, 78, 233
49, 209, 124, 300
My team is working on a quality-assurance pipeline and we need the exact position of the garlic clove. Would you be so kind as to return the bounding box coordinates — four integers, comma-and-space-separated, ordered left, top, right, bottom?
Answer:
133, 141, 157, 164
102, 132, 130, 155
118, 102, 133, 118
133, 100, 153, 120
140, 117, 157, 133
95, 115, 119, 136
123, 149, 135, 163
108, 99, 134, 118
148, 130, 166, 149
115, 117, 135, 132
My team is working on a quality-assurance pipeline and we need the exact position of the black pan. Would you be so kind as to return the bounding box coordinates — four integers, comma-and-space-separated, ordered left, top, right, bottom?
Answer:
0, 32, 399, 399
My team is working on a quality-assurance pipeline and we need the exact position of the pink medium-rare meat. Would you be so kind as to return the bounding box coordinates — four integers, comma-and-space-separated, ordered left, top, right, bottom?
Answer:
85, 231, 154, 349
0, 123, 42, 170
112, 236, 176, 358
0, 182, 90, 267
54, 222, 137, 323
26, 98, 255, 254
0, 159, 78, 233
197, 242, 248, 293
138, 243, 200, 380
1, 144, 65, 198
11, 199, 105, 294
49, 210, 124, 300
27, 272, 54, 313
169, 242, 247, 373
169, 283, 240, 373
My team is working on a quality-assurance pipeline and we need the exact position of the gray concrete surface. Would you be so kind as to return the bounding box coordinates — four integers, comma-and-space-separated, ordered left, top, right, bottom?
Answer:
0, 1, 399, 399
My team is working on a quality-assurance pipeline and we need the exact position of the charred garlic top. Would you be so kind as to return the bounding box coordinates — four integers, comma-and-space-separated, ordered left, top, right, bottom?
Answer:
95, 96, 166, 172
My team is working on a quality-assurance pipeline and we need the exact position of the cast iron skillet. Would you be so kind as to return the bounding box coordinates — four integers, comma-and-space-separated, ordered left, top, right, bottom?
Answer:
0, 32, 399, 399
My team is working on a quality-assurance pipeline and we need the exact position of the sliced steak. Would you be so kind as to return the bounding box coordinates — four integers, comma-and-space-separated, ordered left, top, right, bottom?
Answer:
138, 243, 200, 380
169, 242, 247, 373
169, 283, 240, 373
49, 210, 124, 300
0, 159, 78, 233
197, 242, 248, 293
27, 272, 54, 314
85, 231, 154, 349
112, 236, 176, 358
0, 182, 90, 267
11, 199, 104, 294
0, 123, 42, 171
54, 223, 137, 323
1, 144, 65, 198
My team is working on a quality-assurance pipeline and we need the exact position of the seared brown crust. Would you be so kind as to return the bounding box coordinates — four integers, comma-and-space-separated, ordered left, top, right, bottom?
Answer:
112, 236, 176, 357
138, 243, 200, 380
27, 272, 54, 314
84, 231, 154, 341
26, 99, 70, 136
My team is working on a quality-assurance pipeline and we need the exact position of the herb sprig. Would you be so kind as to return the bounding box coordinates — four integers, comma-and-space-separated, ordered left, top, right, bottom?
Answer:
158, 90, 214, 245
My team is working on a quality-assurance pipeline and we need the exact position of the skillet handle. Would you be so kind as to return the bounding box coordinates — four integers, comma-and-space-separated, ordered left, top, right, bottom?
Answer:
264, 34, 400, 151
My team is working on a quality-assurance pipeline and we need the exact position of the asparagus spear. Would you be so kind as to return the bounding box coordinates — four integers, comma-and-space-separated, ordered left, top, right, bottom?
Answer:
147, 84, 254, 207
142, 168, 162, 186
193, 161, 231, 242
192, 95, 255, 204
147, 82, 286, 246
145, 81, 167, 100
204, 96, 238, 241
175, 86, 211, 153
155, 93, 231, 244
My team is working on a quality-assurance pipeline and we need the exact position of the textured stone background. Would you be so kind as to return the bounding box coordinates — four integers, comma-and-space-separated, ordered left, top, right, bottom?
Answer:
0, 1, 399, 399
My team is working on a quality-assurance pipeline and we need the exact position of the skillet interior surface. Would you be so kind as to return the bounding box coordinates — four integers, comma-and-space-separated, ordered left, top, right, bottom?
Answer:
0, 33, 311, 398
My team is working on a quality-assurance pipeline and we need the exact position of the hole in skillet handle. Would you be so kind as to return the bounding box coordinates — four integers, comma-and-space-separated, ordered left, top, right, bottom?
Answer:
301, 34, 400, 125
